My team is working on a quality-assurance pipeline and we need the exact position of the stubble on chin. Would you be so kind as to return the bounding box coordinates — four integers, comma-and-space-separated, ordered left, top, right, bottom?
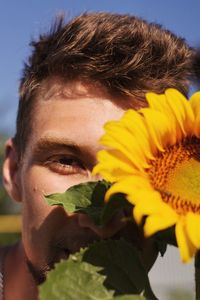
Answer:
26, 217, 144, 285
26, 259, 52, 285
25, 243, 71, 285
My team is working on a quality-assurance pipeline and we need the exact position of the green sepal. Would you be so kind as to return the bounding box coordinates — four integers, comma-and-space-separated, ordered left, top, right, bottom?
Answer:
101, 193, 132, 225
154, 225, 177, 257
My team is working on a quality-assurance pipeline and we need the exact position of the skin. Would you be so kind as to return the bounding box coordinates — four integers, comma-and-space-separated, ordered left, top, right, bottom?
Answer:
2, 79, 158, 300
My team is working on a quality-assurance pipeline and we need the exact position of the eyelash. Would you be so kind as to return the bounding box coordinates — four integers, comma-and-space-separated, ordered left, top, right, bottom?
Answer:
44, 155, 86, 176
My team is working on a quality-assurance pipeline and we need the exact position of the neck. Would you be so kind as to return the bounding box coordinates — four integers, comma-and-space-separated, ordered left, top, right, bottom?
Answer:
3, 241, 38, 300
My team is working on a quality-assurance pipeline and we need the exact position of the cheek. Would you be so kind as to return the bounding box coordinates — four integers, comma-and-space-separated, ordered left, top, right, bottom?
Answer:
20, 164, 91, 255
21, 167, 72, 260
20, 166, 57, 240
23, 164, 91, 197
20, 164, 87, 237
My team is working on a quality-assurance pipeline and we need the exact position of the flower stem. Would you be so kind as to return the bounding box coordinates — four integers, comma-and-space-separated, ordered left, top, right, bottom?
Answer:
195, 251, 200, 299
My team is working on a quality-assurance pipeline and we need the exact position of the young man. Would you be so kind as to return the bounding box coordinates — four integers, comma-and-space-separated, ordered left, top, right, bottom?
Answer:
1, 12, 195, 299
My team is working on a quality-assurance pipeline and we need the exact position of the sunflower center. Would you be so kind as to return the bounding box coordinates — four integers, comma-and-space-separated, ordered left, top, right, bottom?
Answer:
148, 137, 200, 215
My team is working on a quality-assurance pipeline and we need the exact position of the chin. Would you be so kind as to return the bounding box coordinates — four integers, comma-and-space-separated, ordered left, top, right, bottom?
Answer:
26, 247, 70, 285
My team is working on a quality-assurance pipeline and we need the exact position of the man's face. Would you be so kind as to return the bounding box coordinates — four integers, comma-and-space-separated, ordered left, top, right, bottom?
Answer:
16, 79, 127, 282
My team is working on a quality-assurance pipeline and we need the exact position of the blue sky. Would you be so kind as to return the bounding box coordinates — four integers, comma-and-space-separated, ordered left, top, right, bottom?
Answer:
0, 0, 200, 135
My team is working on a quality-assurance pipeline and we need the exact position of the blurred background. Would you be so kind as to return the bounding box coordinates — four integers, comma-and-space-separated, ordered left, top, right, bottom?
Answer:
0, 1, 200, 299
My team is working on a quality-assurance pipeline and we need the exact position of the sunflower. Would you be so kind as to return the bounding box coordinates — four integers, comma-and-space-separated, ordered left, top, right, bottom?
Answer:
93, 88, 200, 263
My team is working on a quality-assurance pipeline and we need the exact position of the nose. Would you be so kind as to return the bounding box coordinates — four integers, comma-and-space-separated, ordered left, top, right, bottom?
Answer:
78, 211, 126, 239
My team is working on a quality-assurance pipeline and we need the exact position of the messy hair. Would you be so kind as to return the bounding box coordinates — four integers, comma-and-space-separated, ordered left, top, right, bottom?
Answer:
14, 12, 195, 157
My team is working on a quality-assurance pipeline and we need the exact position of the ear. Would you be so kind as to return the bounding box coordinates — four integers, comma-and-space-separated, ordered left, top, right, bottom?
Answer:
3, 138, 21, 202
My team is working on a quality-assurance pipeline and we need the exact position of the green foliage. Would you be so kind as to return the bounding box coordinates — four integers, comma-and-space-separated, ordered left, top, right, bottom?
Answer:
39, 240, 151, 300
44, 181, 159, 300
46, 180, 131, 226
81, 240, 156, 298
0, 233, 21, 246
46, 181, 107, 225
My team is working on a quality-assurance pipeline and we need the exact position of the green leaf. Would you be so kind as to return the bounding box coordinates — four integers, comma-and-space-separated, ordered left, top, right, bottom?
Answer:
101, 193, 132, 225
39, 240, 157, 300
0, 233, 20, 246
45, 180, 130, 226
45, 181, 99, 213
82, 239, 152, 296
45, 180, 108, 225
39, 258, 114, 300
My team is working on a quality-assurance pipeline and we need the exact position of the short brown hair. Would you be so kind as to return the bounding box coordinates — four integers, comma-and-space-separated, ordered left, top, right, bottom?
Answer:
14, 12, 195, 157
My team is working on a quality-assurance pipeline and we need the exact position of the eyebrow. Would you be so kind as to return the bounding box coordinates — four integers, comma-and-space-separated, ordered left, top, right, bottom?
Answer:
32, 136, 97, 167
33, 137, 82, 156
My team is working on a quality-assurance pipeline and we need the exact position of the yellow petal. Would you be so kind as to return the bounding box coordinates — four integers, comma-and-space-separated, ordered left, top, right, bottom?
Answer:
194, 115, 200, 138
144, 210, 177, 236
101, 123, 149, 170
101, 135, 149, 170
120, 110, 155, 160
190, 91, 200, 117
93, 149, 138, 182
146, 92, 168, 112
165, 89, 194, 137
175, 219, 196, 263
146, 92, 177, 144
133, 191, 164, 224
139, 108, 174, 152
185, 212, 200, 249
105, 175, 151, 202
133, 190, 177, 225
190, 92, 200, 137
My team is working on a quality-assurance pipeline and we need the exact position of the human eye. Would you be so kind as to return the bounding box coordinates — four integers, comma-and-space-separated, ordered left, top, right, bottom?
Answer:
44, 155, 87, 176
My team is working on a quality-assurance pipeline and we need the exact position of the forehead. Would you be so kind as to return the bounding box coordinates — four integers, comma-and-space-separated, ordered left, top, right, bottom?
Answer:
26, 79, 126, 154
